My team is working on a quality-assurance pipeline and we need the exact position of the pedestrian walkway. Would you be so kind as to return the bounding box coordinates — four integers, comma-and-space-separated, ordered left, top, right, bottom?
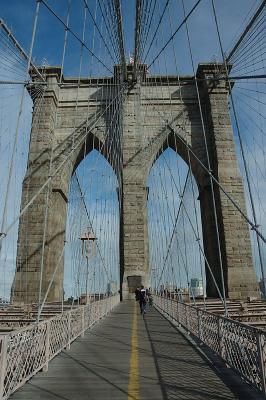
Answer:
11, 301, 264, 400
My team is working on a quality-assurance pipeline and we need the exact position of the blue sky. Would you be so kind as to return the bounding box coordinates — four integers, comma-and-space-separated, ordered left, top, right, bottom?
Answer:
0, 0, 261, 75
0, 0, 265, 300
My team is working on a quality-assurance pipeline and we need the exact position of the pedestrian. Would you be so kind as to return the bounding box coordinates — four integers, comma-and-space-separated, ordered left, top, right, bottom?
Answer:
135, 287, 140, 301
139, 285, 147, 315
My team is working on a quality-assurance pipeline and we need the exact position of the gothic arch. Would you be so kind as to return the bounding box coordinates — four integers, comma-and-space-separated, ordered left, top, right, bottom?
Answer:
12, 64, 259, 303
12, 75, 120, 303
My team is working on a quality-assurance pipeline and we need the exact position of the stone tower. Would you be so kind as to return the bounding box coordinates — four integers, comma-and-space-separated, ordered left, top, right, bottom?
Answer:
12, 63, 259, 303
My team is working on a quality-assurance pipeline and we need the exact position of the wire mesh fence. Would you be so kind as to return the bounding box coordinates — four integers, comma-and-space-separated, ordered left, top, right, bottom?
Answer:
154, 293, 266, 395
0, 294, 120, 399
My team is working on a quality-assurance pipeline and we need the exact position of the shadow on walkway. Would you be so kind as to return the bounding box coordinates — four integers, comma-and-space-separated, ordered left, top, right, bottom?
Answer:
143, 308, 264, 400
10, 303, 265, 400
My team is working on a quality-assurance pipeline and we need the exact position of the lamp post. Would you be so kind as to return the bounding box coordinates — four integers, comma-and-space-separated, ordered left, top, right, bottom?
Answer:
80, 228, 97, 304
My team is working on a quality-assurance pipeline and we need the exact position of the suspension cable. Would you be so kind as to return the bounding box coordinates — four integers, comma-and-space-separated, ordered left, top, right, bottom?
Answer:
39, 0, 113, 73
147, 0, 202, 69
211, 0, 266, 296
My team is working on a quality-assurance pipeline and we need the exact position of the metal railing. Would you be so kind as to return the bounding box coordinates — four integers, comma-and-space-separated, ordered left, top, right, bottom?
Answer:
0, 294, 120, 399
154, 294, 266, 395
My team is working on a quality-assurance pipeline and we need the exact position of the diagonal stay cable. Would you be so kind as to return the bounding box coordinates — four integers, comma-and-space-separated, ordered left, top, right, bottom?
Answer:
153, 160, 224, 302
158, 151, 225, 303
40, 0, 113, 73
139, 0, 158, 60
113, 0, 126, 79
0, 83, 127, 242
0, 0, 41, 258
0, 18, 45, 82
98, 0, 120, 62
141, 93, 266, 245
133, 0, 142, 79
142, 0, 170, 64
83, 0, 117, 65
75, 173, 111, 282
147, 0, 202, 69
138, 0, 153, 58
226, 0, 266, 63
158, 171, 189, 275
211, 0, 266, 295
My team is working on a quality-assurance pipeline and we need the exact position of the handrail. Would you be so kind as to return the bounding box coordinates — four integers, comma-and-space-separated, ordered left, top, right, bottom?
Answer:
153, 294, 266, 395
0, 295, 120, 399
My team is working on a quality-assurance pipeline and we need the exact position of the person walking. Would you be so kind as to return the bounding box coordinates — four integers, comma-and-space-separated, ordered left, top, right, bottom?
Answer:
148, 293, 153, 308
139, 285, 147, 315
135, 287, 140, 301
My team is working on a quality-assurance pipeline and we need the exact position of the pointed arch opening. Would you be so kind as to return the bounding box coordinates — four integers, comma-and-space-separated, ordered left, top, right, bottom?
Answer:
64, 149, 120, 302
147, 147, 206, 299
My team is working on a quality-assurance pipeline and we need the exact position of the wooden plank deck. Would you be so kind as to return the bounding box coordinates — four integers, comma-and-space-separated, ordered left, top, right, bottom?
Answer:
10, 301, 264, 400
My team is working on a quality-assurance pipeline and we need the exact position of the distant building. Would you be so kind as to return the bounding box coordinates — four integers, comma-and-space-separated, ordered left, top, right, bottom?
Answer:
165, 281, 174, 292
79, 294, 95, 305
190, 278, 206, 298
0, 297, 9, 308
107, 281, 117, 295
259, 279, 266, 298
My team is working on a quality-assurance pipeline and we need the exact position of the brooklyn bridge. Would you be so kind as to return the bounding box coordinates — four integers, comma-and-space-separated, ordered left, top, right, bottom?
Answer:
0, 0, 266, 398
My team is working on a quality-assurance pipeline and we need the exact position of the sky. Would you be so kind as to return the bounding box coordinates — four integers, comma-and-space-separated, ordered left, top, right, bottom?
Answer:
0, 0, 261, 75
0, 0, 265, 300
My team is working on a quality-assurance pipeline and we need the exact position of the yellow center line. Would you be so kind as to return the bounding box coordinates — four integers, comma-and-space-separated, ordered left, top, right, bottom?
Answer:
128, 301, 139, 400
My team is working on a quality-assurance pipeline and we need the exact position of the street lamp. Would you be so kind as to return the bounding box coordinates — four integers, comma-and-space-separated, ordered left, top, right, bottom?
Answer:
80, 228, 97, 304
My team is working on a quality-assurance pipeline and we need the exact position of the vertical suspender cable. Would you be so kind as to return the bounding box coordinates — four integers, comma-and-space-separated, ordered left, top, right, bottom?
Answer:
226, 0, 266, 63
113, 0, 126, 80
181, 0, 227, 315
0, 0, 41, 258
59, 0, 71, 84
211, 0, 266, 297
133, 0, 142, 80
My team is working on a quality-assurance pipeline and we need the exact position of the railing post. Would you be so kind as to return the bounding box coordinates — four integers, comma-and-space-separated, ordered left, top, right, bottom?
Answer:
197, 309, 202, 341
185, 305, 188, 329
100, 298, 103, 318
176, 300, 179, 324
93, 301, 96, 324
67, 311, 71, 350
104, 295, 107, 317
0, 335, 8, 399
105, 297, 107, 315
170, 298, 173, 319
87, 304, 92, 329
92, 302, 95, 325
84, 304, 89, 330
188, 306, 191, 332
218, 317, 223, 357
101, 297, 103, 317
43, 321, 50, 372
81, 307, 85, 337
108, 296, 110, 314
97, 300, 100, 321
256, 331, 266, 394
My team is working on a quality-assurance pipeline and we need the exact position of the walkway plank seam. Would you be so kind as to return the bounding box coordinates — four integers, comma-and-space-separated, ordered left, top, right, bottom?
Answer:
10, 302, 264, 400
